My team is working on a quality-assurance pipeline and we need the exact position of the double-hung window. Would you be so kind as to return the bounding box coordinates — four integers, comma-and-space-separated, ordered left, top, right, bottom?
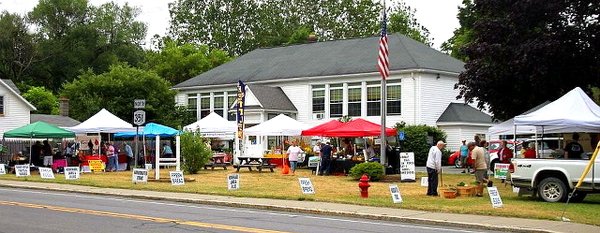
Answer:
329, 84, 343, 118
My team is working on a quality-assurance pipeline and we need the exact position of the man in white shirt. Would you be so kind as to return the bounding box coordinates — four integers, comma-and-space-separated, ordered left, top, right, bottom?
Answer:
286, 141, 303, 174
426, 141, 445, 196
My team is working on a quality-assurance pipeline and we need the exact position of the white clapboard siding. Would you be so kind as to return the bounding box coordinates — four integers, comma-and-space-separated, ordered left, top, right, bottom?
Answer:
279, 84, 310, 121
439, 125, 490, 151
0, 87, 32, 138
419, 73, 461, 126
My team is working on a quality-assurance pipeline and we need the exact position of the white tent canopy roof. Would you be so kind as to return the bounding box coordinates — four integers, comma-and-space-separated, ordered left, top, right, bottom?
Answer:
67, 108, 134, 133
244, 114, 309, 136
184, 112, 237, 137
514, 87, 600, 133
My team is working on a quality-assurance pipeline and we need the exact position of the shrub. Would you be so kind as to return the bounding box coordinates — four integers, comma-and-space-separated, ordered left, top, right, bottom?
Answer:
349, 162, 385, 181
180, 131, 211, 174
394, 123, 447, 166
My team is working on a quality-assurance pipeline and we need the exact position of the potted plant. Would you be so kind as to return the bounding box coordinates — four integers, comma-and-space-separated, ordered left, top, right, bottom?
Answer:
441, 185, 457, 199
456, 181, 474, 197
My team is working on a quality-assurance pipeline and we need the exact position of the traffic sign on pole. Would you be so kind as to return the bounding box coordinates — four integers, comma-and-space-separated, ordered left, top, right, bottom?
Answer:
133, 110, 146, 126
134, 99, 146, 109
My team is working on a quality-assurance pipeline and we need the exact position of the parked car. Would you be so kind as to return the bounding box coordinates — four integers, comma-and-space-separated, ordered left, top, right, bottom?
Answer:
448, 150, 473, 168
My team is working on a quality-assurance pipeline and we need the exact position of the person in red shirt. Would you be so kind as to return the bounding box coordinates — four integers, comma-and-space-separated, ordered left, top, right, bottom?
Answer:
497, 140, 513, 183
523, 142, 536, 159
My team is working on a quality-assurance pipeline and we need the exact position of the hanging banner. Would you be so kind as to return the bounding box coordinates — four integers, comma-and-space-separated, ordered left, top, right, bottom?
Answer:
494, 163, 510, 179
236, 80, 246, 140
15, 165, 30, 177
64, 167, 80, 180
170, 171, 185, 185
0, 164, 6, 175
227, 173, 240, 190
132, 169, 148, 183
38, 167, 55, 179
389, 184, 403, 203
399, 152, 416, 182
487, 186, 504, 208
298, 178, 315, 194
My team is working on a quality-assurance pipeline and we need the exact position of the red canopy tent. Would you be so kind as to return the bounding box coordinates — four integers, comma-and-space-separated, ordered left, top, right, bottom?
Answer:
321, 118, 397, 137
301, 120, 345, 136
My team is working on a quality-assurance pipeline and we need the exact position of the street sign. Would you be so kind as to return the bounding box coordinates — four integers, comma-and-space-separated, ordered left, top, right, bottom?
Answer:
398, 131, 405, 141
134, 99, 146, 109
133, 110, 146, 126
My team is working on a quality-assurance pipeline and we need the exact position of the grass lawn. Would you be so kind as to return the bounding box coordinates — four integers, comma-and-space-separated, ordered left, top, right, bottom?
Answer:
1, 167, 599, 226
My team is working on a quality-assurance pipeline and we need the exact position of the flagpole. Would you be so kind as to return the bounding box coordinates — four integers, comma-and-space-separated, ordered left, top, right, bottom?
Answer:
379, 1, 388, 166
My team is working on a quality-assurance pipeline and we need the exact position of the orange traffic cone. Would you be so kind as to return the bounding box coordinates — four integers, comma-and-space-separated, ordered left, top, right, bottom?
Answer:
281, 158, 290, 175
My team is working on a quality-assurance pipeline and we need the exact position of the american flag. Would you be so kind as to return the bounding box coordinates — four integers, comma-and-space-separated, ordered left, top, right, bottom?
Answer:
377, 10, 389, 80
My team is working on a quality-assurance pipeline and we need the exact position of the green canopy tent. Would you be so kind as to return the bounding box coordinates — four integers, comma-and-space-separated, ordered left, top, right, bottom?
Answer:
3, 121, 76, 166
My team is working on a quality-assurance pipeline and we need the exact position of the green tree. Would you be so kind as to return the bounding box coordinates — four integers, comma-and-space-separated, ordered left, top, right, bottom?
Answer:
180, 131, 211, 174
22, 86, 59, 114
455, 0, 600, 121
60, 65, 176, 126
0, 12, 37, 83
387, 1, 432, 46
144, 40, 232, 85
441, 0, 474, 61
395, 123, 446, 166
168, 0, 430, 56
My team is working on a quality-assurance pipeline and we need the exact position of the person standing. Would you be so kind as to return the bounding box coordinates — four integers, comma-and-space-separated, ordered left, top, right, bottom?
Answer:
124, 142, 133, 170
42, 140, 53, 167
286, 140, 303, 174
426, 141, 445, 196
319, 141, 333, 175
497, 140, 513, 183
459, 140, 469, 173
564, 133, 584, 159
469, 142, 489, 196
106, 142, 117, 172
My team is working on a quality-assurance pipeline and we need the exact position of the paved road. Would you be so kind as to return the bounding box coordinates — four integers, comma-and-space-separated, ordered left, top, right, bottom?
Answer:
0, 187, 503, 233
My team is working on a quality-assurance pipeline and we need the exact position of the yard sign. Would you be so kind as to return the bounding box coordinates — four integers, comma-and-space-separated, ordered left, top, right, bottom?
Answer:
132, 168, 148, 183
64, 167, 80, 180
15, 165, 30, 177
487, 186, 504, 208
0, 164, 5, 175
38, 167, 55, 179
399, 152, 416, 182
227, 173, 240, 190
494, 163, 510, 179
389, 184, 403, 203
298, 178, 315, 194
170, 171, 185, 185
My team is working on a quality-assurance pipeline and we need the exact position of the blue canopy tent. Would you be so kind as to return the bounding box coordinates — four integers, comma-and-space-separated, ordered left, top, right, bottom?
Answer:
115, 123, 181, 179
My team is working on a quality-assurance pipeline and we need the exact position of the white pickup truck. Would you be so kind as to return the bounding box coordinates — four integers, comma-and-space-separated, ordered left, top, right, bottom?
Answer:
510, 157, 600, 202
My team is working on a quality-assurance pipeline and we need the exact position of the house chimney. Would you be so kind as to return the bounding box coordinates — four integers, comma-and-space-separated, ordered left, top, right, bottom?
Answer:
59, 97, 69, 117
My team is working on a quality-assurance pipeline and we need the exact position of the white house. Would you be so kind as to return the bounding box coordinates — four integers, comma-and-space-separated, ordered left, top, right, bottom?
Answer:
172, 34, 493, 151
0, 79, 36, 138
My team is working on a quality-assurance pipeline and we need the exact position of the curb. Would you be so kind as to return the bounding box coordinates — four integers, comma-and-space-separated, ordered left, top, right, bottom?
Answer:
0, 182, 561, 233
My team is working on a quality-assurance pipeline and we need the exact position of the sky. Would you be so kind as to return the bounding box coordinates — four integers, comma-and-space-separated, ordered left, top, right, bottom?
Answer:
0, 0, 463, 50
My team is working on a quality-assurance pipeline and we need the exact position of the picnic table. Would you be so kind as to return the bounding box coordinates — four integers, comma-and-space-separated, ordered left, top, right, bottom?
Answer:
233, 156, 275, 172
204, 153, 230, 170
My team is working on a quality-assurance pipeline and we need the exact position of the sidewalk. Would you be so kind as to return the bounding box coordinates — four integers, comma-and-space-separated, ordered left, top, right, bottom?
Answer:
0, 180, 598, 233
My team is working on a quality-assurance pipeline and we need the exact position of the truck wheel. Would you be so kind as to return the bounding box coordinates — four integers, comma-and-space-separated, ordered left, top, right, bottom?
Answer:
569, 191, 587, 203
538, 177, 568, 202
454, 158, 462, 168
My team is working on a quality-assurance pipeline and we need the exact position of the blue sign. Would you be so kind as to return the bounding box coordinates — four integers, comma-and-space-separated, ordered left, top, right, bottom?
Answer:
398, 131, 405, 141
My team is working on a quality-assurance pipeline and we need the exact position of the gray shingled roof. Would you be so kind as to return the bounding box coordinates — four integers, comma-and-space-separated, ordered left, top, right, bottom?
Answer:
437, 103, 493, 124
247, 85, 297, 111
2, 79, 21, 94
174, 34, 465, 88
31, 114, 81, 127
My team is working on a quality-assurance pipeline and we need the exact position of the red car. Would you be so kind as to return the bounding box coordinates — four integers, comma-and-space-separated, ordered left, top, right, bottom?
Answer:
448, 150, 473, 168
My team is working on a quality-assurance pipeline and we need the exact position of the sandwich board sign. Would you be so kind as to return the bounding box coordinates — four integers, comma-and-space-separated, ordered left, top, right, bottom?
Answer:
227, 173, 240, 190
15, 165, 30, 177
170, 171, 185, 185
399, 152, 416, 182
38, 167, 55, 179
487, 186, 504, 208
64, 167, 80, 180
132, 169, 148, 183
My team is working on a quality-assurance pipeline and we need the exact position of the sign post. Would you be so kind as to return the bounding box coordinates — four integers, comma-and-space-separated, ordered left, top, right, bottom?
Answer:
133, 99, 146, 168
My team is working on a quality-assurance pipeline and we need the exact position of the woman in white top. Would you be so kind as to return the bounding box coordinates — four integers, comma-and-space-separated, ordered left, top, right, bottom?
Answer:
286, 141, 303, 174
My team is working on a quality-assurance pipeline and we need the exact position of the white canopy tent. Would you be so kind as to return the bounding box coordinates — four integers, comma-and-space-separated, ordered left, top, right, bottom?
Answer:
514, 87, 600, 133
67, 108, 135, 133
184, 112, 237, 138
244, 114, 309, 136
